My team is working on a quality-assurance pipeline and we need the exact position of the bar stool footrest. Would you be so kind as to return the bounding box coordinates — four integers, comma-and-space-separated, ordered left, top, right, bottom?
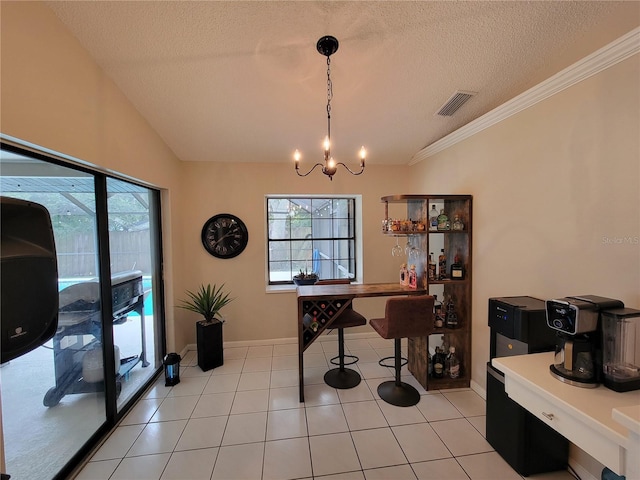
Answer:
330, 353, 359, 366
378, 355, 407, 369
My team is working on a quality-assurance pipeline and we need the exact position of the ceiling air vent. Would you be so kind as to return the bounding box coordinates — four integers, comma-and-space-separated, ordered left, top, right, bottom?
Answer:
435, 90, 477, 117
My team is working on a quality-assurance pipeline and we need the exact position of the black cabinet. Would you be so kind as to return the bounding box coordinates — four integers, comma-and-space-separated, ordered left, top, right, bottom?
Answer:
486, 296, 568, 476
486, 363, 567, 476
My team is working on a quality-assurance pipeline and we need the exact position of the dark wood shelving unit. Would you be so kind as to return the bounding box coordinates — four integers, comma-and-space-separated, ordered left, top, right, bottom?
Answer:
382, 194, 472, 391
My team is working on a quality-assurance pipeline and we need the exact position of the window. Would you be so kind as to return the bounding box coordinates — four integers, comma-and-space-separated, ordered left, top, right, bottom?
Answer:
267, 196, 357, 284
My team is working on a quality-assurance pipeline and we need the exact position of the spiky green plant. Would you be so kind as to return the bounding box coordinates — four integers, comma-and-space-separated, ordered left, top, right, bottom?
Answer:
178, 284, 234, 324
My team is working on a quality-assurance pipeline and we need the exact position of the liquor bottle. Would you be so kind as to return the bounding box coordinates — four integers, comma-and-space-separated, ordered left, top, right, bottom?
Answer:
408, 264, 417, 289
432, 347, 444, 378
438, 249, 447, 280
452, 215, 464, 231
445, 296, 458, 328
429, 205, 439, 231
399, 263, 409, 286
428, 253, 436, 280
450, 253, 464, 279
434, 295, 444, 328
447, 347, 460, 379
437, 209, 450, 231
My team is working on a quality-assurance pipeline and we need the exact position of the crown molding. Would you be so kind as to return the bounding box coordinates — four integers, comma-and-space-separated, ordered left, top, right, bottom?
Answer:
410, 27, 640, 165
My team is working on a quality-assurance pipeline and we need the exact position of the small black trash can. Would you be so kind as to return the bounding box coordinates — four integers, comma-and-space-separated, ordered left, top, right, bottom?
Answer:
163, 353, 181, 386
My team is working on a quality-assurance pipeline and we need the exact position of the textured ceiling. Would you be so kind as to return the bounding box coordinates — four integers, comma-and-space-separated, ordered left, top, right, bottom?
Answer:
45, 1, 639, 166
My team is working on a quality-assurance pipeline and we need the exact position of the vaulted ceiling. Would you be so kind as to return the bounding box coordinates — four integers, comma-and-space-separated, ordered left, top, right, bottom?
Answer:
45, 1, 639, 166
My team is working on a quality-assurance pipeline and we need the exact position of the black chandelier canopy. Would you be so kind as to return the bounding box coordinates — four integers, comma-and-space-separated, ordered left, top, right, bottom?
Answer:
294, 35, 366, 181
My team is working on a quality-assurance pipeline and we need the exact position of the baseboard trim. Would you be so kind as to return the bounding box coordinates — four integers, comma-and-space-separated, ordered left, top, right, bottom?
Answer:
185, 331, 381, 351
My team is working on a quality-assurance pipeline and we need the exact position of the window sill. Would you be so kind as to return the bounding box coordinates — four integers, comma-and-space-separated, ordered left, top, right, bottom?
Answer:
265, 284, 297, 294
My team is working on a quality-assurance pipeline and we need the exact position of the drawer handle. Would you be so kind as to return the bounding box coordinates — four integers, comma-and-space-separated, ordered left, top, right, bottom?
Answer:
542, 412, 555, 421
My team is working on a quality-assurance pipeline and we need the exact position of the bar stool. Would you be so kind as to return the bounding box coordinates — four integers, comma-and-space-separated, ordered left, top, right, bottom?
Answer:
369, 295, 434, 406
316, 279, 367, 389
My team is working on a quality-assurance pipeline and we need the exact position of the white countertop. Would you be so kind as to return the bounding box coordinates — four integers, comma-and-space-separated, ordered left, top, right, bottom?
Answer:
492, 352, 640, 445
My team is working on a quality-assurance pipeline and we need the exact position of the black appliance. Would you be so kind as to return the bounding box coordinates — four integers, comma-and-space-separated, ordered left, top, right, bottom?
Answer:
486, 296, 568, 476
546, 295, 624, 388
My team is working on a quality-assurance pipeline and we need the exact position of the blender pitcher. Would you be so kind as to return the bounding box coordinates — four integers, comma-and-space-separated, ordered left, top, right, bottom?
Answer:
602, 307, 640, 392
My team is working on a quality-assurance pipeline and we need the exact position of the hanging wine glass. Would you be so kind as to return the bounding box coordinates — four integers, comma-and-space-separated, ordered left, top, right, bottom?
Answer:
391, 237, 404, 257
408, 246, 423, 264
404, 239, 412, 255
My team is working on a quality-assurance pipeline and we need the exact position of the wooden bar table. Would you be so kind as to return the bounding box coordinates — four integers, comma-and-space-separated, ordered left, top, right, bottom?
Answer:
297, 282, 427, 402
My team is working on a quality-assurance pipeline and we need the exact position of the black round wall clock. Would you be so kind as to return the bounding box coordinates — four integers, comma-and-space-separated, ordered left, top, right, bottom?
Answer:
201, 213, 249, 259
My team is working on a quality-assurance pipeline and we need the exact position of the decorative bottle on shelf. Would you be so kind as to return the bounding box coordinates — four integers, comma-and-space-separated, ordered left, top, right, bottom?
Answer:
437, 209, 450, 231
432, 347, 444, 378
438, 249, 447, 280
450, 253, 464, 280
428, 253, 436, 280
399, 263, 409, 286
447, 347, 460, 379
445, 296, 458, 329
434, 295, 444, 328
452, 215, 464, 231
429, 205, 439, 231
408, 264, 417, 289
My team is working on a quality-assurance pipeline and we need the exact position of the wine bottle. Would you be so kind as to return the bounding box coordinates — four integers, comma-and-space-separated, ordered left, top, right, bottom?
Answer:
432, 347, 444, 378
445, 296, 458, 329
438, 249, 447, 280
428, 253, 436, 280
429, 205, 439, 231
448, 347, 460, 379
434, 295, 444, 328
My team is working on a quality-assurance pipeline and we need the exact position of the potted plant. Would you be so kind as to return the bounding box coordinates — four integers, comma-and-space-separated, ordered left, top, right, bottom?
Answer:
178, 283, 234, 371
293, 268, 319, 286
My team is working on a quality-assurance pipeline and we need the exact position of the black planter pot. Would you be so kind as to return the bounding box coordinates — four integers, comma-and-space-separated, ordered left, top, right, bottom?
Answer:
196, 319, 224, 371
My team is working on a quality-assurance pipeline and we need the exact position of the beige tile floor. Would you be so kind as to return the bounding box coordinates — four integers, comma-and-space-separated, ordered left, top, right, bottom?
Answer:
73, 336, 575, 480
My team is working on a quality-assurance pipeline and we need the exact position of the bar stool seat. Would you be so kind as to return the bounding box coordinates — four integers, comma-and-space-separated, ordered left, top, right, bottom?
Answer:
316, 279, 367, 389
369, 295, 434, 407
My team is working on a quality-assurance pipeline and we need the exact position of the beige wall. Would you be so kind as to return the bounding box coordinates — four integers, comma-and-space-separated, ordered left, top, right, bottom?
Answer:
409, 55, 640, 390
2, 2, 638, 392
175, 161, 409, 343
1, 1, 185, 350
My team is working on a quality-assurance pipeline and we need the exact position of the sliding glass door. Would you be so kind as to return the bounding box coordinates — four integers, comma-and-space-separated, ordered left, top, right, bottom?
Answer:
0, 145, 165, 479
106, 177, 163, 413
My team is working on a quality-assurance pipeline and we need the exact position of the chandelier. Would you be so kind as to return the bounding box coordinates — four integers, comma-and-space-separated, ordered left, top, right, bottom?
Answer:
294, 36, 366, 181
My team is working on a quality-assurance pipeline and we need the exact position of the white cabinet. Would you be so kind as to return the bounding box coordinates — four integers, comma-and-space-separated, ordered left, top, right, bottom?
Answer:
493, 352, 640, 478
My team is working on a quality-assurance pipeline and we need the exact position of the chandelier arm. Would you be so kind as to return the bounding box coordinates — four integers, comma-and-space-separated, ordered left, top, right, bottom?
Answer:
335, 162, 365, 175
295, 162, 325, 177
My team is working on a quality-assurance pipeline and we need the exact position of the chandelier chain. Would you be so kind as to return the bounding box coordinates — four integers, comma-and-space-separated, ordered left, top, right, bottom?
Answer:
326, 56, 333, 140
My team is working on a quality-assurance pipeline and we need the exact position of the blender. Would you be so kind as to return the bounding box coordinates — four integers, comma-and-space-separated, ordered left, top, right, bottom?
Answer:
601, 307, 640, 392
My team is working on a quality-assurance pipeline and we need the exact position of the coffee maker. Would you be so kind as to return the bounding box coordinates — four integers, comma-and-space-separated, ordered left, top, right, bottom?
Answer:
545, 295, 624, 388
